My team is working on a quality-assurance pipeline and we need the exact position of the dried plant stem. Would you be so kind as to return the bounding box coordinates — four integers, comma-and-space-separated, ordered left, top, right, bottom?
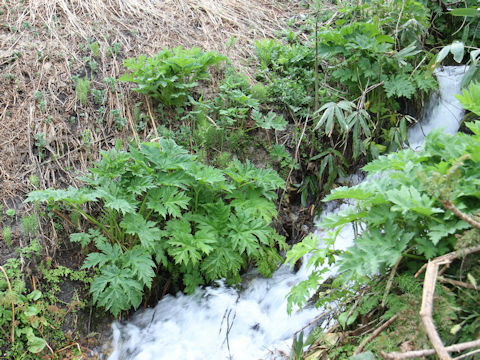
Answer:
443, 201, 480, 229
453, 347, 480, 360
146, 97, 159, 141
420, 260, 451, 359
0, 266, 14, 344
438, 276, 477, 290
126, 106, 140, 147
354, 314, 399, 355
382, 256, 401, 307
278, 116, 308, 212
380, 339, 480, 359
55, 342, 82, 355
314, 11, 319, 113
38, 328, 54, 354
417, 245, 480, 360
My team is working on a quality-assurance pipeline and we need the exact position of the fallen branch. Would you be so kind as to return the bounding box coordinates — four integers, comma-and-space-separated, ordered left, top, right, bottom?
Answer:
354, 314, 399, 355
419, 246, 480, 360
438, 276, 477, 290
421, 260, 451, 359
443, 201, 480, 230
416, 246, 480, 279
429, 245, 480, 266
453, 347, 480, 360
380, 339, 480, 359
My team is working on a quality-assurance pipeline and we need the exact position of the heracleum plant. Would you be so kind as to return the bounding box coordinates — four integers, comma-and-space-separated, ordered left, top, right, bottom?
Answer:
27, 138, 287, 316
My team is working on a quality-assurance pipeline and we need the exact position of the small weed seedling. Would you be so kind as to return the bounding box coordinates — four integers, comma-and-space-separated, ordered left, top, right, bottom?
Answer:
5, 208, 15, 219
75, 77, 91, 105
2, 226, 12, 246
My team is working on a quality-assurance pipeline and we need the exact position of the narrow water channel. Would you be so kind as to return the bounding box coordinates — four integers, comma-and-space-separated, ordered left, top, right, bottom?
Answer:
106, 66, 469, 360
408, 66, 467, 149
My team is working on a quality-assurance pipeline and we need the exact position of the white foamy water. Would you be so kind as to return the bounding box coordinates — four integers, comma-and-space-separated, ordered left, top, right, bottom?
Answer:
107, 210, 355, 360
408, 65, 468, 149
107, 66, 468, 360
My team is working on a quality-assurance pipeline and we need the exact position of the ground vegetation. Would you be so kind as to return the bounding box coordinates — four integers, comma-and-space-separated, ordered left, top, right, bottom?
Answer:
0, 0, 479, 358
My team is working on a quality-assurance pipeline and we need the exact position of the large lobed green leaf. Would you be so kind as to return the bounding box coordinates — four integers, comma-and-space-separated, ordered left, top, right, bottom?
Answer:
25, 136, 286, 316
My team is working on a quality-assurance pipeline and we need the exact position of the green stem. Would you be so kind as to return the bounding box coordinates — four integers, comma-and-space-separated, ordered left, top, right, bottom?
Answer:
245, 126, 259, 133
402, 252, 426, 260
238, 180, 256, 188
194, 187, 200, 212
108, 210, 125, 249
66, 202, 109, 235
145, 209, 154, 221
110, 211, 116, 239
138, 191, 150, 216
113, 211, 124, 244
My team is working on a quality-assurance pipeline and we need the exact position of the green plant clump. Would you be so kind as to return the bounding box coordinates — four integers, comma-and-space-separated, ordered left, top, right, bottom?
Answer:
286, 115, 480, 311
26, 138, 287, 316
75, 77, 90, 105
248, 0, 440, 201
2, 226, 12, 246
0, 240, 85, 359
6, 208, 15, 219
120, 47, 226, 106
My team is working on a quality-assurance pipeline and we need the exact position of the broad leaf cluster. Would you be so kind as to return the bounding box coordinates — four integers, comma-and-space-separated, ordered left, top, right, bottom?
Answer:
120, 47, 226, 106
251, 0, 438, 203
286, 120, 480, 311
26, 139, 286, 316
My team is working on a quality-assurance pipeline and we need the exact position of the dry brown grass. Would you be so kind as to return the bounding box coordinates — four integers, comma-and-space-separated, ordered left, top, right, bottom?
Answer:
0, 0, 306, 204
18, 0, 294, 61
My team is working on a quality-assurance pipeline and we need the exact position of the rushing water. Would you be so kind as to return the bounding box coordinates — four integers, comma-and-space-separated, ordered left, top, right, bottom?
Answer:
408, 65, 468, 149
107, 211, 355, 360
106, 66, 468, 360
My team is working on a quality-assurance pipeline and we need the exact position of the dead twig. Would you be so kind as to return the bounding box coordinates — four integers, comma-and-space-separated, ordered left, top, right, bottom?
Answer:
414, 262, 427, 278
453, 347, 480, 360
382, 257, 401, 307
419, 245, 480, 360
354, 314, 399, 355
145, 97, 159, 141
55, 342, 82, 356
278, 115, 309, 213
421, 260, 451, 359
126, 105, 140, 147
52, 209, 78, 230
38, 328, 54, 355
438, 276, 477, 290
220, 308, 236, 360
294, 307, 336, 335
341, 288, 367, 336
380, 339, 480, 359
443, 201, 480, 230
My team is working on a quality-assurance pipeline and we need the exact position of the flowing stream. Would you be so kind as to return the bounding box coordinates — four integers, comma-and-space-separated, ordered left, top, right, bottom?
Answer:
106, 66, 468, 360
107, 213, 356, 360
408, 66, 467, 149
